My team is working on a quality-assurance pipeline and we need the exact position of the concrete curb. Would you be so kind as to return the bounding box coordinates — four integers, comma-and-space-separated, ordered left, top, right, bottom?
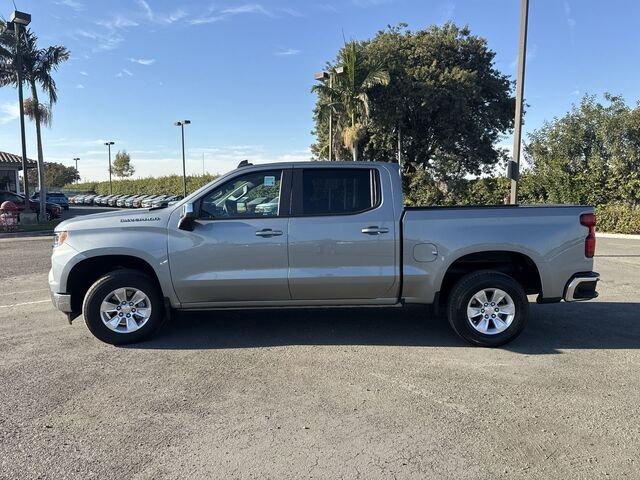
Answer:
597, 232, 640, 240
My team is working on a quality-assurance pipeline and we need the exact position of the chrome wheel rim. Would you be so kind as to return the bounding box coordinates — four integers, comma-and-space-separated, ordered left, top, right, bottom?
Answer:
100, 287, 152, 333
466, 288, 515, 335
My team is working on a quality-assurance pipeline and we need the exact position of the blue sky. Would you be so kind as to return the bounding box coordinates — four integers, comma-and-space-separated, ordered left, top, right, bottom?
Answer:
0, 0, 638, 181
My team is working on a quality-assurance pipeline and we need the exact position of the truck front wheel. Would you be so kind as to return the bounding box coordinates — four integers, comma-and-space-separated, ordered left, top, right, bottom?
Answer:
82, 269, 164, 345
447, 270, 529, 347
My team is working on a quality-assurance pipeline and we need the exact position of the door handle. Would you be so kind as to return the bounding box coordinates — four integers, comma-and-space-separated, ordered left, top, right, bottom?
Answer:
255, 229, 283, 237
361, 226, 389, 235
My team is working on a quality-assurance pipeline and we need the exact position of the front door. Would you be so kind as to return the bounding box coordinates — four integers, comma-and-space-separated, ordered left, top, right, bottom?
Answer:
168, 168, 291, 305
287, 166, 398, 302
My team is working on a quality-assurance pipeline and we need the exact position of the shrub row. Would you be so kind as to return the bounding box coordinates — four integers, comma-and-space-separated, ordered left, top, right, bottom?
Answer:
595, 204, 640, 234
66, 174, 219, 196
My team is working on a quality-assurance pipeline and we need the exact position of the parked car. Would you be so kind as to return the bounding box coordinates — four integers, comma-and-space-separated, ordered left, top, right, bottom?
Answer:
82, 194, 97, 205
132, 195, 152, 208
124, 195, 140, 208
151, 195, 183, 208
0, 190, 62, 221
99, 195, 115, 206
107, 195, 123, 207
50, 162, 599, 346
141, 195, 163, 208
31, 191, 70, 210
116, 195, 134, 208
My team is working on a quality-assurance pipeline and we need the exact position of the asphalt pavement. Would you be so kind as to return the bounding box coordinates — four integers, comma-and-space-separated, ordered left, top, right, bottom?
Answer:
0, 236, 638, 479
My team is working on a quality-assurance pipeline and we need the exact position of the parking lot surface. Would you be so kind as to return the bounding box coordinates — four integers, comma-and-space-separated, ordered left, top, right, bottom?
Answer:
0, 236, 638, 479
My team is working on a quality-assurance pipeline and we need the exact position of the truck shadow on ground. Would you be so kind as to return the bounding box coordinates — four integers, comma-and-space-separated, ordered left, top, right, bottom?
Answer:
128, 301, 640, 354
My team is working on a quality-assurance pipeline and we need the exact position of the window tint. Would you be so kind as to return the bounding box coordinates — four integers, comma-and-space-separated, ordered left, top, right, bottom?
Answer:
200, 170, 282, 219
302, 169, 375, 215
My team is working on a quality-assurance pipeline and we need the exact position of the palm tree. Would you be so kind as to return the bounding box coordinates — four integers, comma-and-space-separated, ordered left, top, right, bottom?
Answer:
313, 41, 390, 161
0, 22, 70, 218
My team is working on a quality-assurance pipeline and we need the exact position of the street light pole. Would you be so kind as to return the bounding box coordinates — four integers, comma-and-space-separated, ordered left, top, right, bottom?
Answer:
174, 120, 191, 197
8, 11, 32, 212
509, 0, 530, 204
105, 142, 114, 194
73, 157, 80, 183
314, 67, 343, 161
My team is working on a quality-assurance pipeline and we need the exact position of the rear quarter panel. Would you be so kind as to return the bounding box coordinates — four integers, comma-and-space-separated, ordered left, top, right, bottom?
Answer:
402, 205, 595, 303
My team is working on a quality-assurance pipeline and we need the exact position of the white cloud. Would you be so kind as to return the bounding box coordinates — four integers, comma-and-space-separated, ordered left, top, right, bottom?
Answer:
116, 69, 134, 77
55, 0, 83, 11
135, 0, 186, 25
79, 71, 88, 76
136, 0, 154, 20
76, 29, 123, 52
76, 84, 85, 89
275, 48, 301, 56
571, 89, 580, 96
0, 102, 19, 125
97, 16, 139, 30
189, 3, 300, 25
222, 4, 273, 16
564, 2, 576, 31
352, 0, 393, 7
129, 58, 156, 65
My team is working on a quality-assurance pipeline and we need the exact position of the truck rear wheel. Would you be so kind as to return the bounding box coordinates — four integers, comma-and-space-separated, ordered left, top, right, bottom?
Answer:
447, 270, 529, 347
82, 269, 164, 345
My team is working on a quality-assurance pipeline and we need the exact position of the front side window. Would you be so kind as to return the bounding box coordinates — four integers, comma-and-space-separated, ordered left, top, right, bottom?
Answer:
200, 170, 282, 219
301, 168, 376, 215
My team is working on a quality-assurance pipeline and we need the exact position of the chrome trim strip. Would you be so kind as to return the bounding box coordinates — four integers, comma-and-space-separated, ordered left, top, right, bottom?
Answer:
564, 275, 599, 302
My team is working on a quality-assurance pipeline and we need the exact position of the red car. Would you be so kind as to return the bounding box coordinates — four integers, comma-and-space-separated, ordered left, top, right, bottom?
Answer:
0, 190, 62, 221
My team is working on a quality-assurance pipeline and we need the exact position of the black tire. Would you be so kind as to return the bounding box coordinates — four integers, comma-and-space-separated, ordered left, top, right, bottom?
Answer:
446, 270, 529, 347
82, 269, 164, 345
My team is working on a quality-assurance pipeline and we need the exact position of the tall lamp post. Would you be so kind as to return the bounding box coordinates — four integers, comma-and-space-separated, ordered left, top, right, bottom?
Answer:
104, 142, 114, 194
174, 120, 191, 197
509, 0, 530, 204
73, 157, 80, 183
7, 10, 32, 213
314, 67, 343, 162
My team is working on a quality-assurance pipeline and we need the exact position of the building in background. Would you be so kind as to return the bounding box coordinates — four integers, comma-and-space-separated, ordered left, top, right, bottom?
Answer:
0, 151, 37, 194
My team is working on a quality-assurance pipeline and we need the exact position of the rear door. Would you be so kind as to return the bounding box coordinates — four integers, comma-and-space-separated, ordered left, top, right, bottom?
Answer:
287, 166, 398, 302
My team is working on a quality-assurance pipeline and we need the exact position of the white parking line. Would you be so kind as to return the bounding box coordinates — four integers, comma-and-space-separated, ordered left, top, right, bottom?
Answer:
0, 288, 49, 297
0, 299, 50, 309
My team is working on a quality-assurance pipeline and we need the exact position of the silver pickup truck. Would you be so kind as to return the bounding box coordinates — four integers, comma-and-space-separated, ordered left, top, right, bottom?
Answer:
50, 161, 599, 347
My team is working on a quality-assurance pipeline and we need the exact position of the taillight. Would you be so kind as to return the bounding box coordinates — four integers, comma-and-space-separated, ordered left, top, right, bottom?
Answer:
580, 213, 596, 258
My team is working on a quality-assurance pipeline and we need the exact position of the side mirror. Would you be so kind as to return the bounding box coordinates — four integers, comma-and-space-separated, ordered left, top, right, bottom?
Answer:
178, 202, 197, 231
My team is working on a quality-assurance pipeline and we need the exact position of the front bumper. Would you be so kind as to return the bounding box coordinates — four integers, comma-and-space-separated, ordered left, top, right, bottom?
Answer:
563, 272, 600, 302
50, 291, 72, 312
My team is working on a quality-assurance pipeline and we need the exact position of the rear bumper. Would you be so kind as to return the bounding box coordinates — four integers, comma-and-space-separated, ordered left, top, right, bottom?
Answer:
563, 272, 599, 302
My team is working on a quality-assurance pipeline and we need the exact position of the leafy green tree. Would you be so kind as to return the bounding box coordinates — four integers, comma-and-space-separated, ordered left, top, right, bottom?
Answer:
523, 94, 640, 206
312, 40, 390, 161
111, 150, 135, 178
0, 22, 70, 219
312, 23, 514, 189
28, 162, 79, 188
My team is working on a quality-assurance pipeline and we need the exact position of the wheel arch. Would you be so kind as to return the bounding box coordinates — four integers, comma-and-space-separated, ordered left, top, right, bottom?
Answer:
66, 255, 162, 313
437, 250, 542, 307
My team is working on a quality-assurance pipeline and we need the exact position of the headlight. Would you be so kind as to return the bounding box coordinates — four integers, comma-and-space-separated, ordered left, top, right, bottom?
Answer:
53, 231, 68, 248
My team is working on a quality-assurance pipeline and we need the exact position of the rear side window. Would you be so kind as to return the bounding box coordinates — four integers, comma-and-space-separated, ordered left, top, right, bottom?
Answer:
301, 168, 377, 216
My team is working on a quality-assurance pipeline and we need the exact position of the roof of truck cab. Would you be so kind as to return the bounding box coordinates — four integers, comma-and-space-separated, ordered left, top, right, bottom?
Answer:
238, 161, 400, 169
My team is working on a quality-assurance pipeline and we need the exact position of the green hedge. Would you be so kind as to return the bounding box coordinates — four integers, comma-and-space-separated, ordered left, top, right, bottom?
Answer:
596, 204, 640, 234
65, 174, 219, 196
